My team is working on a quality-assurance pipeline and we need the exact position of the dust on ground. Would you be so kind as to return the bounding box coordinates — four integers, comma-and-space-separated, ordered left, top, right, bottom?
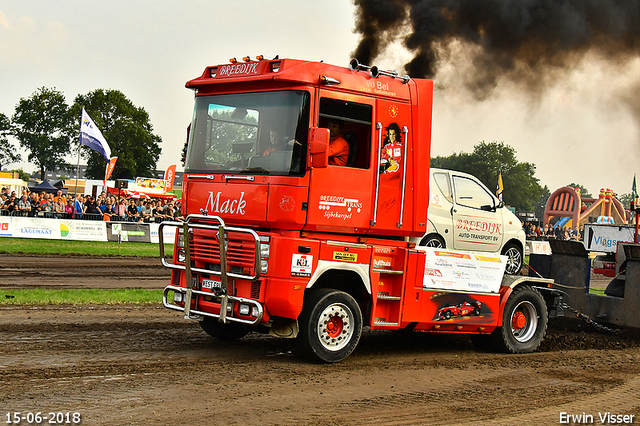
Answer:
1, 255, 639, 425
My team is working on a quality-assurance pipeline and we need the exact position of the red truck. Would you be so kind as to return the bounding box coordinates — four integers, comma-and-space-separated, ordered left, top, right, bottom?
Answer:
160, 56, 564, 362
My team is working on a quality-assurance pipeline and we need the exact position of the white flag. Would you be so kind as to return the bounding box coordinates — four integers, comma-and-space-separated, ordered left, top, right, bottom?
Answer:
80, 108, 111, 161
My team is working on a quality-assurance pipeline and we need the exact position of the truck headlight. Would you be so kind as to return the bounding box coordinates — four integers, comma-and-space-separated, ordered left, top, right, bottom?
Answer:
259, 238, 270, 274
260, 243, 270, 259
239, 304, 250, 315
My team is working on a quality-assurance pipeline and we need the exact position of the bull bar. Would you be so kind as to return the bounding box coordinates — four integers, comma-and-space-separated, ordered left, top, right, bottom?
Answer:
159, 214, 264, 325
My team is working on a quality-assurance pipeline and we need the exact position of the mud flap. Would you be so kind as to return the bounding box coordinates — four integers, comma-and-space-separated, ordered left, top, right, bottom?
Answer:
269, 317, 299, 338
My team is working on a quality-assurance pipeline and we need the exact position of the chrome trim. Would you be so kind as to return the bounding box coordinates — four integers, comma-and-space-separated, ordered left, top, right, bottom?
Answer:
163, 285, 264, 326
183, 221, 194, 318
371, 122, 383, 226
186, 174, 215, 179
326, 240, 369, 249
398, 126, 409, 228
159, 214, 262, 323
224, 175, 255, 182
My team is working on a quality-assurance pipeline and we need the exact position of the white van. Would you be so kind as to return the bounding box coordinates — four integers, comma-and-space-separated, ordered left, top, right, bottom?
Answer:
420, 168, 526, 274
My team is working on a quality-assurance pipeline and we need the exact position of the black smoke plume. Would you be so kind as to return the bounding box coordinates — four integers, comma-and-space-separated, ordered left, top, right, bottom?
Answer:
353, 0, 640, 97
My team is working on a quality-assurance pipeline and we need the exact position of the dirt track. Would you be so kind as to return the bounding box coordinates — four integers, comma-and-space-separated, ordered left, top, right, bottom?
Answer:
2, 255, 640, 425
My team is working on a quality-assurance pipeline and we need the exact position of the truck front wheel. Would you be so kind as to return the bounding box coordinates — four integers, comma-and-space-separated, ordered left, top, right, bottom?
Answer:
298, 289, 363, 363
492, 285, 548, 353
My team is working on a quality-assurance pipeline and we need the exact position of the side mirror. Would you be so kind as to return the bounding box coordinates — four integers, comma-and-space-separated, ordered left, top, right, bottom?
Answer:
309, 127, 329, 168
497, 200, 504, 209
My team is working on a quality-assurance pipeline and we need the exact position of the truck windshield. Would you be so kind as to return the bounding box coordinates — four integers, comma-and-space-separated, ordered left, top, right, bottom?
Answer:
185, 91, 309, 176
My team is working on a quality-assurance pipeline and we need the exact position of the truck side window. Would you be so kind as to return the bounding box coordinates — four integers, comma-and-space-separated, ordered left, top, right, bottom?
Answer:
453, 176, 494, 210
433, 172, 453, 203
318, 98, 372, 169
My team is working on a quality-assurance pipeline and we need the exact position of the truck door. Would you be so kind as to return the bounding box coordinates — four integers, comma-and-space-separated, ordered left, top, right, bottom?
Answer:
306, 95, 374, 232
451, 173, 503, 252
372, 99, 412, 232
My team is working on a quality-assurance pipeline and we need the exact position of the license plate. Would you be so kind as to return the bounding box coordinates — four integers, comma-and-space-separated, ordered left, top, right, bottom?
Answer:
202, 279, 222, 289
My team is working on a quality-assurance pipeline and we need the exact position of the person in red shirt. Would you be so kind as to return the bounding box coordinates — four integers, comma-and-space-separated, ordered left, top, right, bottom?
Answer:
327, 119, 349, 166
379, 123, 402, 174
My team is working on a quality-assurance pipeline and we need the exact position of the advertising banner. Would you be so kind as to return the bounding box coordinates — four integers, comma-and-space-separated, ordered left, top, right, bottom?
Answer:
107, 222, 151, 243
527, 240, 552, 255
418, 247, 506, 294
12, 217, 61, 239
60, 220, 107, 241
0, 217, 11, 237
583, 223, 637, 253
149, 223, 177, 244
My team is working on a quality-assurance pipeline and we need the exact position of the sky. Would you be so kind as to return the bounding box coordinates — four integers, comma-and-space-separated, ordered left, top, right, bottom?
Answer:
1, 0, 639, 198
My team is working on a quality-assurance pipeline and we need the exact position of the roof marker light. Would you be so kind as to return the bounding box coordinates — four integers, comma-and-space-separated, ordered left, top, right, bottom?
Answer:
243, 56, 251, 62
320, 75, 341, 86
229, 57, 237, 64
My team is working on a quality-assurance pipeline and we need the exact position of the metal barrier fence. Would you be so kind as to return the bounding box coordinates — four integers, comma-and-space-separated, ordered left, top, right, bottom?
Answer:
0, 209, 173, 222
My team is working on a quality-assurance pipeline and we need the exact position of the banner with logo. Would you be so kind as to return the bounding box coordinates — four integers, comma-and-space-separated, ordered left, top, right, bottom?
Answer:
149, 222, 177, 244
107, 222, 151, 243
164, 164, 177, 193
0, 217, 11, 237
418, 247, 506, 294
12, 217, 61, 239
60, 220, 107, 241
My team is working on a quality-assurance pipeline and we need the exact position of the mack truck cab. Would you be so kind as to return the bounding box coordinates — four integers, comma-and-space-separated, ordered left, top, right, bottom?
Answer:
160, 57, 559, 363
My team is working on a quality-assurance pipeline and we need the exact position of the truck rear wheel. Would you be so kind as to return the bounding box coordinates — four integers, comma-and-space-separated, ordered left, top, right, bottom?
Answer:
199, 317, 250, 341
492, 285, 547, 353
298, 289, 362, 363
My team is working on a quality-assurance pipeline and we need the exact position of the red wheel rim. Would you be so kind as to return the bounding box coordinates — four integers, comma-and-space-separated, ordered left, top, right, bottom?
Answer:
512, 311, 527, 330
326, 315, 344, 338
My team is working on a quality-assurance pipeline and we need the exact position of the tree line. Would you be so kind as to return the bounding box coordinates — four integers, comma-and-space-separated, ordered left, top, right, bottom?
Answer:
0, 87, 162, 180
432, 141, 636, 220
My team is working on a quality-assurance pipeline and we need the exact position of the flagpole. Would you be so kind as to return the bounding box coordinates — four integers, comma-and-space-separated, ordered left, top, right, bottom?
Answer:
74, 109, 82, 197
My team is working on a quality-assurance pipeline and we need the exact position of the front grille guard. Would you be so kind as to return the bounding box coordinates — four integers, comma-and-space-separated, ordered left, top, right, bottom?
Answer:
159, 214, 263, 325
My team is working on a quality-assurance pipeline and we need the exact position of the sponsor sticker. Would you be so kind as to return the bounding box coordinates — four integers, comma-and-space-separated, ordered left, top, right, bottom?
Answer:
333, 252, 357, 262
291, 254, 313, 277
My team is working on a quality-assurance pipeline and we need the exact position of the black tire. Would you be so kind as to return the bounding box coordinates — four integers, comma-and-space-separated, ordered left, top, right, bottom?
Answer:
443, 310, 452, 320
199, 317, 250, 341
421, 234, 445, 248
502, 243, 523, 275
491, 285, 548, 353
298, 289, 363, 363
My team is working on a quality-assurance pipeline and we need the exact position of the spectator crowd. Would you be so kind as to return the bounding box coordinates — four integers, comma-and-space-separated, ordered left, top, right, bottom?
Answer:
523, 221, 581, 241
0, 187, 182, 222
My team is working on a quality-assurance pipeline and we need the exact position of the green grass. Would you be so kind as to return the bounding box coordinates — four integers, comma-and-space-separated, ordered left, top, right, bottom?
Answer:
0, 238, 172, 257
0, 288, 163, 305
